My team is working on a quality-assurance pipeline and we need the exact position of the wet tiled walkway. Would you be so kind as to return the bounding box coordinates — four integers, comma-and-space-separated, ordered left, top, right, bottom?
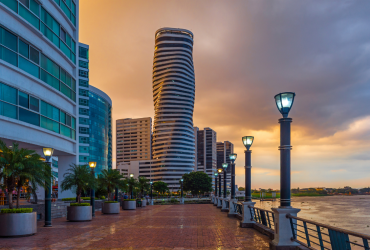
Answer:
0, 204, 270, 249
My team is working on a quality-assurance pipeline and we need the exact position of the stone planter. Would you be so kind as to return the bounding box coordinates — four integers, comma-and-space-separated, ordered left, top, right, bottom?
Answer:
67, 206, 92, 221
142, 199, 147, 207
0, 212, 37, 237
102, 202, 120, 214
122, 200, 136, 210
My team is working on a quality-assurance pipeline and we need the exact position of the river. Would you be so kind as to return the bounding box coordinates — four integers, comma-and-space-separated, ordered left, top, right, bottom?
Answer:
253, 195, 370, 235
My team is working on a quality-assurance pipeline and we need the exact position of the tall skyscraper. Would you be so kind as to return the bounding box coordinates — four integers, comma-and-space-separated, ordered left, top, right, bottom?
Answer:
195, 127, 217, 183
116, 117, 152, 165
217, 141, 234, 191
151, 27, 195, 189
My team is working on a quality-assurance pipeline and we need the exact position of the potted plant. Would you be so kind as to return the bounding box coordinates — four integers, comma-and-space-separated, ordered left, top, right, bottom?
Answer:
0, 140, 52, 237
61, 164, 96, 222
123, 177, 138, 210
98, 169, 125, 214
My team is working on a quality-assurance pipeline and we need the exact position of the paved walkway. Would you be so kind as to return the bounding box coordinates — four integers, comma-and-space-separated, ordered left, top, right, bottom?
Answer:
0, 204, 270, 249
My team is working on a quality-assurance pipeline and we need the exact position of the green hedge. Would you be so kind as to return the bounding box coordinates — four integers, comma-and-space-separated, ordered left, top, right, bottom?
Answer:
70, 203, 90, 206
104, 201, 118, 203
1, 208, 33, 213
123, 199, 136, 201
62, 197, 91, 201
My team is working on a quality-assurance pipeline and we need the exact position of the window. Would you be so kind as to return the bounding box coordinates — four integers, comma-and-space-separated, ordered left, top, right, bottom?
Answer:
79, 46, 88, 59
0, 101, 17, 119
79, 60, 88, 69
79, 117, 89, 125
79, 70, 88, 78
79, 136, 89, 144
79, 146, 89, 153
79, 98, 89, 106
79, 127, 89, 134
0, 83, 17, 105
79, 89, 89, 97
79, 79, 89, 88
29, 96, 39, 112
41, 101, 59, 122
19, 108, 40, 126
19, 91, 29, 108
79, 108, 89, 115
54, 0, 76, 26
41, 116, 59, 133
79, 155, 89, 162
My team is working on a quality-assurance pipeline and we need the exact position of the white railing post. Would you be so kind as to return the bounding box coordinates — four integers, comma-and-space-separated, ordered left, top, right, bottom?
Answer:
270, 208, 301, 249
228, 199, 237, 217
217, 197, 222, 208
221, 198, 228, 212
240, 201, 256, 228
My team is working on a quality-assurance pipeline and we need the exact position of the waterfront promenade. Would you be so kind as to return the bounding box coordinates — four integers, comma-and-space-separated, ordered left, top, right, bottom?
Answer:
0, 204, 270, 249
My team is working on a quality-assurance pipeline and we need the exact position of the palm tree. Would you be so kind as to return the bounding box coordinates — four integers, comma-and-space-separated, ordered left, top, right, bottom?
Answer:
61, 164, 96, 203
0, 140, 52, 209
97, 169, 126, 201
137, 177, 150, 198
127, 177, 138, 199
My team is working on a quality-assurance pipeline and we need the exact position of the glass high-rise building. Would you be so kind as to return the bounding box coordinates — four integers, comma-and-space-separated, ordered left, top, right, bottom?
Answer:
151, 27, 195, 189
0, 0, 79, 199
89, 86, 112, 174
217, 141, 234, 191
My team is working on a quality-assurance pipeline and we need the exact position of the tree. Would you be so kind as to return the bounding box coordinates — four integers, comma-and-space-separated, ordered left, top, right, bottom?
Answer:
153, 181, 168, 196
61, 164, 96, 203
182, 172, 212, 196
98, 169, 126, 201
0, 140, 52, 209
238, 187, 245, 191
127, 177, 138, 198
137, 177, 150, 198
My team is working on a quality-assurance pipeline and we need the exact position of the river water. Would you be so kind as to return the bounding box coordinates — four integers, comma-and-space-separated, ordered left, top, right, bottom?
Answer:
253, 195, 370, 235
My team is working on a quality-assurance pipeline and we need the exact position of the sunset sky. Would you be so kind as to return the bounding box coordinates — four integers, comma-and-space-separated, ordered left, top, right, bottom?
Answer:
79, 1, 370, 189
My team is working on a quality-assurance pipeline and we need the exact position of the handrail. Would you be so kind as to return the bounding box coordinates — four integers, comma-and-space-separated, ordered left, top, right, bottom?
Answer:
248, 206, 275, 230
247, 205, 272, 214
287, 214, 370, 240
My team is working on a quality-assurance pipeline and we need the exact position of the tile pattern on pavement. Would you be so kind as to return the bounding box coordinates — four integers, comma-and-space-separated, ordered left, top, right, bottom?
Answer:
0, 204, 270, 249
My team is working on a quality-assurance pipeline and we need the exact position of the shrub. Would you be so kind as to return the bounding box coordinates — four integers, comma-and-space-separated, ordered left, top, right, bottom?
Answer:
1, 208, 33, 213
104, 201, 118, 203
81, 197, 91, 200
123, 199, 135, 201
70, 203, 90, 206
62, 198, 76, 201
100, 196, 106, 199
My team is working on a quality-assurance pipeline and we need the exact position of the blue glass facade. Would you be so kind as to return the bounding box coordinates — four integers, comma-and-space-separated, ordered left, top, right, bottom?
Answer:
88, 91, 112, 174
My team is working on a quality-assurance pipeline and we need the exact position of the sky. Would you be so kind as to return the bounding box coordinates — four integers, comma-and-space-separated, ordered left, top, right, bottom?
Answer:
79, 0, 370, 189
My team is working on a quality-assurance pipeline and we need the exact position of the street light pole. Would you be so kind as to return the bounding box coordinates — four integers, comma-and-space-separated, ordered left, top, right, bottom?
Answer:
229, 154, 237, 200
43, 147, 54, 227
242, 136, 254, 202
180, 178, 184, 204
150, 181, 153, 205
214, 173, 218, 197
88, 162, 96, 217
129, 173, 134, 199
218, 170, 222, 197
222, 163, 228, 198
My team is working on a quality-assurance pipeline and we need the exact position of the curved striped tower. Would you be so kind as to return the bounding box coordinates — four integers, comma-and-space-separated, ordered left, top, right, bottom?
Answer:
152, 27, 195, 189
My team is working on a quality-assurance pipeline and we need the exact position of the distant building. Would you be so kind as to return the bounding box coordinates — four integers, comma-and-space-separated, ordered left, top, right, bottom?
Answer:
194, 127, 217, 187
88, 86, 112, 174
116, 117, 152, 166
217, 141, 234, 191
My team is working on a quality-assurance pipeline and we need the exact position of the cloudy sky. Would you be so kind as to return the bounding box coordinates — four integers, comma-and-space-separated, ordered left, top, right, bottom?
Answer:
80, 0, 370, 189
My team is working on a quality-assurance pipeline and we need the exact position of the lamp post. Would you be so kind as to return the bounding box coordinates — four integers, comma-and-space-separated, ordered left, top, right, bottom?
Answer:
242, 136, 254, 202
88, 161, 96, 217
214, 173, 218, 197
180, 178, 184, 204
150, 181, 153, 205
43, 147, 54, 227
271, 92, 301, 248
218, 168, 222, 197
274, 92, 295, 208
229, 154, 237, 200
222, 163, 228, 198
129, 173, 134, 199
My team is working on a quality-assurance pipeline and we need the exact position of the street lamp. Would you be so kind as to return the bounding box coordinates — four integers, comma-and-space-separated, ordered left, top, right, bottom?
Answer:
150, 181, 153, 205
42, 147, 54, 227
228, 154, 237, 200
180, 178, 184, 203
222, 163, 228, 198
129, 173, 134, 198
214, 173, 218, 197
88, 161, 96, 217
274, 92, 295, 208
217, 168, 222, 197
242, 136, 254, 202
